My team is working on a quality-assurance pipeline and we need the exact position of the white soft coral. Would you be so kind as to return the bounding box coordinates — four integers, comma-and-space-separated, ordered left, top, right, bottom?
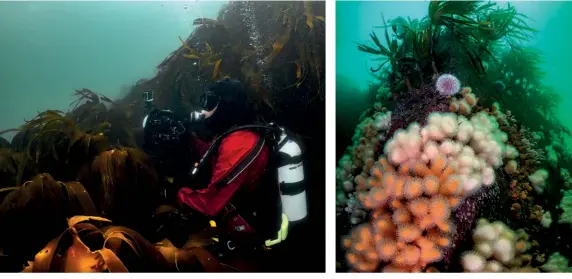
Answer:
462, 219, 529, 272
384, 123, 423, 167
374, 111, 392, 131
384, 112, 516, 197
529, 169, 549, 193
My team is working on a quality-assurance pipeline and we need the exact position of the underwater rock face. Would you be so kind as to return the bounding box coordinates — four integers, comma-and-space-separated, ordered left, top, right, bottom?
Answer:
442, 180, 502, 267
388, 84, 449, 138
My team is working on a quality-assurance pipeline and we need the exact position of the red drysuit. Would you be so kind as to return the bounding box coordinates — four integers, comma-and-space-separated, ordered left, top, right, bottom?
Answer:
177, 131, 269, 216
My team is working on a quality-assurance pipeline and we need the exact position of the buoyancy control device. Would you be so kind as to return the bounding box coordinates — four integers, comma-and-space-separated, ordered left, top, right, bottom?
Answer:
190, 123, 308, 228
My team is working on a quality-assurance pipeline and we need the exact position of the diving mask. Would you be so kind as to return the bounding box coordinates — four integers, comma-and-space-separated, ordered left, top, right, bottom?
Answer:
199, 90, 220, 111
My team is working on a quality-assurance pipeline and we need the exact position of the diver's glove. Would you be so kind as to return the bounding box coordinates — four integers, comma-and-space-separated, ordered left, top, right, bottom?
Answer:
152, 204, 210, 247
182, 111, 206, 131
159, 177, 182, 205
189, 111, 205, 123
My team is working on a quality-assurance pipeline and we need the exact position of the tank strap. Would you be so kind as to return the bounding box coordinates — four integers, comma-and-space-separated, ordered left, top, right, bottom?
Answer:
276, 152, 303, 166
276, 135, 290, 151
279, 180, 305, 196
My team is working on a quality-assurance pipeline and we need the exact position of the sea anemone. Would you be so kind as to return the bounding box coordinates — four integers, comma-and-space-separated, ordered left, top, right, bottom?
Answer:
436, 74, 461, 96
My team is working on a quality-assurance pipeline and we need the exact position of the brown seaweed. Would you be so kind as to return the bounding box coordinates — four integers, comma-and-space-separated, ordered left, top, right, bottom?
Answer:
22, 216, 171, 272
77, 146, 159, 233
5, 110, 108, 181
0, 174, 96, 265
0, 149, 38, 187
130, 1, 324, 118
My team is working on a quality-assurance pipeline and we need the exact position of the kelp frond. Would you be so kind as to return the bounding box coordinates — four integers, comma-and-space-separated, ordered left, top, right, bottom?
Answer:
480, 3, 536, 42
23, 216, 172, 272
357, 13, 402, 72
70, 88, 114, 112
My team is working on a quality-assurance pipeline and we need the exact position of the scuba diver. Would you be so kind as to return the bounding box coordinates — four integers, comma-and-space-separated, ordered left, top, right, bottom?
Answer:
141, 78, 308, 271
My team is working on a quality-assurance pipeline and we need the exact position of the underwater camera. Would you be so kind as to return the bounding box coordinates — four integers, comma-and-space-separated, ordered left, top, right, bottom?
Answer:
141, 88, 186, 145
140, 89, 196, 168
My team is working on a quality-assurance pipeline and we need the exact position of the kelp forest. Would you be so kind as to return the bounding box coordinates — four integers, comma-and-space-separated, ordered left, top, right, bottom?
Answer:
0, 1, 325, 272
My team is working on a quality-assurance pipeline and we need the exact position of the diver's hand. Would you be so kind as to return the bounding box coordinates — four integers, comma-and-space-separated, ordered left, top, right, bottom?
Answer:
152, 204, 211, 247
190, 111, 206, 122
159, 179, 182, 204
183, 111, 205, 130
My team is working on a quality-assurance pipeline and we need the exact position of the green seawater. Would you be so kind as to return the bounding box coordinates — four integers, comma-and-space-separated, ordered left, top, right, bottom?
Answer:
336, 1, 572, 148
0, 1, 225, 138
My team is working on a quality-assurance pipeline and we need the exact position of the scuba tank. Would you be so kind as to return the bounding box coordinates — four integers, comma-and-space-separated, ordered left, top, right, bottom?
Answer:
274, 126, 307, 222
